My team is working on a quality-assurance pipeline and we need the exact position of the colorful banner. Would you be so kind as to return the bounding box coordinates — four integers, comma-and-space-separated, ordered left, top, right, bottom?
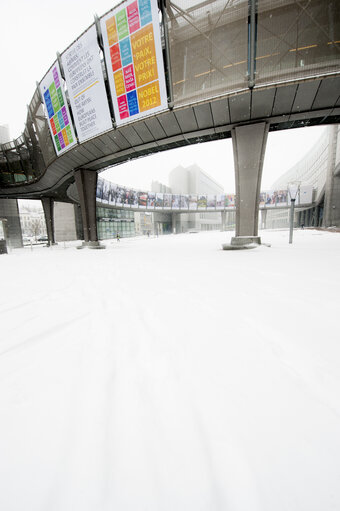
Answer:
225, 194, 235, 208
102, 180, 111, 203
155, 193, 164, 209
189, 195, 198, 210
40, 61, 77, 155
216, 195, 225, 209
198, 195, 207, 209
163, 194, 172, 209
61, 25, 112, 142
96, 177, 104, 200
171, 194, 180, 209
264, 190, 288, 207
207, 195, 216, 209
109, 183, 117, 205
96, 180, 312, 211
138, 192, 148, 207
101, 0, 167, 125
180, 195, 189, 209
147, 192, 156, 208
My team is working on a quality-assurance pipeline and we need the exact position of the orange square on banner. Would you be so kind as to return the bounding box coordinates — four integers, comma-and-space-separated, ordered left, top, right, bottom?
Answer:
137, 81, 161, 112
62, 128, 69, 146
106, 16, 118, 46
131, 24, 158, 88
114, 70, 125, 96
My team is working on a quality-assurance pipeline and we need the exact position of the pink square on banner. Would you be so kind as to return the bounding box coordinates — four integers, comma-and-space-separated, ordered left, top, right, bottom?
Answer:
123, 64, 136, 92
127, 1, 140, 33
117, 95, 129, 119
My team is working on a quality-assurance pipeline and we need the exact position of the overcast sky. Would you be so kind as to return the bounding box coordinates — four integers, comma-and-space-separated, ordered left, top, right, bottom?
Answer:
1, 0, 326, 193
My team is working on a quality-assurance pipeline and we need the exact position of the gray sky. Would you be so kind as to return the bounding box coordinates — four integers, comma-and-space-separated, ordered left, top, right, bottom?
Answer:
1, 0, 326, 193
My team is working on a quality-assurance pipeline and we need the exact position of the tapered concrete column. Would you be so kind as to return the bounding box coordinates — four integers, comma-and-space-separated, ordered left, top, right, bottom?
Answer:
0, 199, 23, 248
231, 122, 269, 245
314, 206, 320, 227
41, 197, 55, 245
221, 211, 226, 231
74, 169, 102, 248
172, 213, 177, 234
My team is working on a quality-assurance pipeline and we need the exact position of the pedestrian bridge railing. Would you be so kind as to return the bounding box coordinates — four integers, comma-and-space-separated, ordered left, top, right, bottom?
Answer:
95, 177, 315, 212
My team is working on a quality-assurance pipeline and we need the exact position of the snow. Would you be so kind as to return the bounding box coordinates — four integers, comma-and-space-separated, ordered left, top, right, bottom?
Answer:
0, 229, 339, 511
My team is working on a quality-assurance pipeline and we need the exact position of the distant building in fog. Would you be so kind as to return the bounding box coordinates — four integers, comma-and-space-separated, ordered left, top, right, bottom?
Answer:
0, 125, 10, 144
169, 164, 224, 232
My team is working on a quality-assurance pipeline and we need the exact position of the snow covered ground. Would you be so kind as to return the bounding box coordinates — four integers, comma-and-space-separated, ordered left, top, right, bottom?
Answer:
0, 229, 339, 511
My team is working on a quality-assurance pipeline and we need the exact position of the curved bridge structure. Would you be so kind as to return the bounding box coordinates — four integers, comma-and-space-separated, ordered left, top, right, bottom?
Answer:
1, 0, 339, 245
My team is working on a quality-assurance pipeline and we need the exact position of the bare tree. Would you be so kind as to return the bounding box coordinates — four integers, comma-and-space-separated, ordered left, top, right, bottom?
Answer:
29, 219, 42, 242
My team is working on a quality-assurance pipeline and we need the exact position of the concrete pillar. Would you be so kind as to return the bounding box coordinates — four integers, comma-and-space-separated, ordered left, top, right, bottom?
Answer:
0, 199, 23, 248
314, 206, 320, 227
74, 204, 84, 240
297, 211, 301, 227
41, 197, 55, 245
221, 211, 226, 231
172, 213, 177, 234
74, 169, 101, 247
300, 210, 305, 227
323, 126, 338, 227
231, 122, 269, 245
54, 202, 77, 241
260, 209, 267, 230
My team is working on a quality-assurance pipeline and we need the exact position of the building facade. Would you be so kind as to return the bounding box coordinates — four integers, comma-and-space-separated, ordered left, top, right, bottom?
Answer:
97, 206, 135, 240
169, 164, 225, 232
265, 126, 340, 229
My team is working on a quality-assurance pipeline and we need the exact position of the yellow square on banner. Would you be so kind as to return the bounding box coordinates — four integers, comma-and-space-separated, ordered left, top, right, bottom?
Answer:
106, 16, 118, 46
137, 81, 161, 112
114, 70, 125, 97
131, 24, 158, 88
62, 128, 69, 146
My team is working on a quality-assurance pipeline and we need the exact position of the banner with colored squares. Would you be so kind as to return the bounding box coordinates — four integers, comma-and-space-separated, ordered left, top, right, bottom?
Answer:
40, 62, 77, 155
101, 0, 168, 126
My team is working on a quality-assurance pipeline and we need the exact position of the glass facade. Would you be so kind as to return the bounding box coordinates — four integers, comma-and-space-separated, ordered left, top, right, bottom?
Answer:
256, 0, 340, 86
168, 0, 248, 106
272, 128, 330, 202
97, 206, 135, 240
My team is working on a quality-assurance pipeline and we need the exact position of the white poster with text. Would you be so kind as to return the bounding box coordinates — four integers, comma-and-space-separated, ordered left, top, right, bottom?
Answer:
62, 25, 112, 142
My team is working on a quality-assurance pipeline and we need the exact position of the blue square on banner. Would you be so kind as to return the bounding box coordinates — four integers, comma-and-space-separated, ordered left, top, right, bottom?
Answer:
57, 110, 65, 130
138, 0, 152, 26
44, 89, 54, 119
127, 90, 139, 116
119, 38, 133, 68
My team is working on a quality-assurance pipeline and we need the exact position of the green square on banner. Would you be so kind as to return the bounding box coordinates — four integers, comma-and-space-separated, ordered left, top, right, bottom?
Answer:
65, 125, 73, 143
49, 83, 60, 113
54, 134, 61, 151
54, 114, 61, 133
116, 9, 129, 40
57, 87, 64, 108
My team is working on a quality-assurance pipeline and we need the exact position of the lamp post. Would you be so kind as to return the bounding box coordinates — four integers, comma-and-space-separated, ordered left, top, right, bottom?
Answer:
287, 181, 301, 244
